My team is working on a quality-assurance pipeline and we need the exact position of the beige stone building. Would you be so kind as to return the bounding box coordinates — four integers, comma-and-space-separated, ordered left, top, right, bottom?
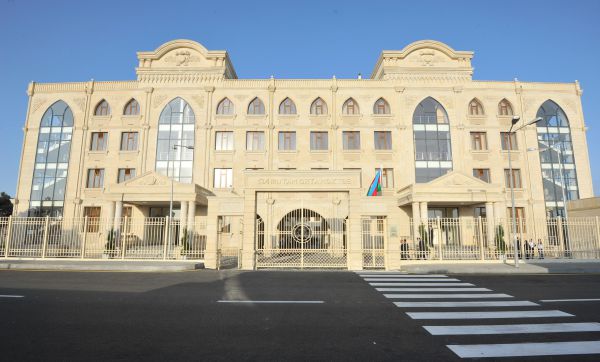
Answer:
13, 39, 594, 269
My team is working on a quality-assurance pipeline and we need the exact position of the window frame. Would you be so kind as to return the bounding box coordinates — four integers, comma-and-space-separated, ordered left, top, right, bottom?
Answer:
90, 132, 108, 151
310, 131, 329, 151
278, 131, 296, 151
343, 131, 361, 150
504, 168, 522, 188
120, 132, 139, 151
87, 168, 105, 188
374, 131, 392, 150
470, 132, 488, 151
123, 99, 140, 116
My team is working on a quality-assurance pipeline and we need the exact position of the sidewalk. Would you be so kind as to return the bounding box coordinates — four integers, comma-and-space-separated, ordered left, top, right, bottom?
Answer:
0, 259, 204, 272
399, 259, 600, 274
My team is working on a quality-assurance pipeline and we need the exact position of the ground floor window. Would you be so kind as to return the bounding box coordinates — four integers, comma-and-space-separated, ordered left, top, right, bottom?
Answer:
83, 206, 101, 232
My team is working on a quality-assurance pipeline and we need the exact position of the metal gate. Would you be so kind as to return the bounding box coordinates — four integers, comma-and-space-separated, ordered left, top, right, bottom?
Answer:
255, 193, 348, 269
217, 215, 243, 269
362, 216, 387, 269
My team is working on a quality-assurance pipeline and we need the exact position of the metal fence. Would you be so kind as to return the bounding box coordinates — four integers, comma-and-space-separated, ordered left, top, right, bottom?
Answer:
1, 216, 206, 260
408, 217, 600, 261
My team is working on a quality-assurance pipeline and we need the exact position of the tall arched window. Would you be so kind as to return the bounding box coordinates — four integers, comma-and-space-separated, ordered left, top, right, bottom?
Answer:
468, 98, 484, 116
498, 99, 513, 116
216, 98, 234, 115
373, 98, 390, 115
310, 98, 328, 115
413, 97, 452, 183
29, 100, 74, 216
536, 100, 579, 217
279, 98, 296, 114
342, 98, 360, 115
123, 99, 140, 115
94, 100, 111, 116
247, 97, 265, 115
155, 98, 195, 183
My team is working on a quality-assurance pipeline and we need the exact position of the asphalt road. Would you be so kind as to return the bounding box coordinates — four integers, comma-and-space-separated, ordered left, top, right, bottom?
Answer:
1, 270, 599, 361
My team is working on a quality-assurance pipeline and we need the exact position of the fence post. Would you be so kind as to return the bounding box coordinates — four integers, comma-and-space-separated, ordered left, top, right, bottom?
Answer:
163, 216, 170, 260
478, 216, 485, 260
41, 216, 50, 258
81, 217, 88, 259
437, 217, 442, 260
557, 217, 565, 258
121, 216, 128, 259
4, 216, 12, 258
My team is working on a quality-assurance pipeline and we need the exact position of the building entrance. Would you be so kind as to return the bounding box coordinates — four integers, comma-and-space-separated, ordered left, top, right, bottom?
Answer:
255, 192, 348, 269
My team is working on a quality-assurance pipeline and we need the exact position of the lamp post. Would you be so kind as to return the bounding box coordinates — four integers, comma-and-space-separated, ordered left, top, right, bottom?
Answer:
168, 144, 194, 219
507, 116, 543, 268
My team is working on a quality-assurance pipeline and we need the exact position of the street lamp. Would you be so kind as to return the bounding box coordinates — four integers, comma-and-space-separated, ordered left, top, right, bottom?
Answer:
168, 144, 194, 219
507, 116, 542, 268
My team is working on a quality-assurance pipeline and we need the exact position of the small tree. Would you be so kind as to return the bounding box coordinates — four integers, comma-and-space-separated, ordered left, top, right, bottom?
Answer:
418, 224, 430, 246
0, 192, 13, 216
494, 225, 507, 254
105, 228, 117, 256
180, 228, 191, 255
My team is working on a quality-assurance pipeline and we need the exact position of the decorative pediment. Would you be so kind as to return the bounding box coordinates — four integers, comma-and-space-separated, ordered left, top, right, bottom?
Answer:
136, 39, 237, 83
371, 40, 473, 83
425, 170, 491, 188
122, 172, 171, 187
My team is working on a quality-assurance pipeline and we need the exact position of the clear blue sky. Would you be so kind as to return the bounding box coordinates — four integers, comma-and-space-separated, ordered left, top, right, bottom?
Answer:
0, 0, 598, 196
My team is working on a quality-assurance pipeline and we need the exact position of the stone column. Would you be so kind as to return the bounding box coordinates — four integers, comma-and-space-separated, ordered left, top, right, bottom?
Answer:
180, 201, 188, 233
105, 201, 115, 235
485, 202, 495, 248
113, 201, 123, 231
187, 201, 196, 230
241, 192, 257, 270
419, 202, 429, 222
347, 190, 363, 270
204, 197, 218, 269
412, 202, 421, 240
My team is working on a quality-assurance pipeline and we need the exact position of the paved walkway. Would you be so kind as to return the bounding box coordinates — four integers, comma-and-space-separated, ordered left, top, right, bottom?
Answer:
399, 260, 600, 274
0, 259, 204, 272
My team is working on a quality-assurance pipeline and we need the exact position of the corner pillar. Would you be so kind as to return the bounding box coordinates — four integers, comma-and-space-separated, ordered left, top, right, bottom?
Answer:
204, 197, 218, 269
347, 190, 363, 270
412, 202, 421, 240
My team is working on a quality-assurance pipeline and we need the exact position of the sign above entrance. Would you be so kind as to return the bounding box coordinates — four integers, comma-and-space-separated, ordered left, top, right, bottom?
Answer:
244, 171, 361, 191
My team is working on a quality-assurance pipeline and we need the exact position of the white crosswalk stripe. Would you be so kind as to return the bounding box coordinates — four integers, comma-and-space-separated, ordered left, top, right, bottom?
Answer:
357, 272, 600, 358
395, 301, 538, 308
424, 322, 600, 335
384, 293, 512, 299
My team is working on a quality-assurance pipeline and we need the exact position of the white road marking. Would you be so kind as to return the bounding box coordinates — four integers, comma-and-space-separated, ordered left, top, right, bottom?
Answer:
369, 282, 474, 286
395, 301, 538, 308
384, 293, 512, 299
377, 287, 490, 292
364, 278, 459, 282
541, 298, 600, 303
407, 310, 573, 320
359, 274, 448, 278
425, 322, 600, 335
217, 300, 324, 304
447, 341, 600, 358
0, 295, 24, 298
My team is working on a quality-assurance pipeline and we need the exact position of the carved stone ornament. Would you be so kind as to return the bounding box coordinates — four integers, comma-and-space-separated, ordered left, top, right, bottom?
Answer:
420, 51, 436, 66
31, 98, 47, 113
164, 50, 201, 66
153, 94, 168, 108
74, 97, 86, 112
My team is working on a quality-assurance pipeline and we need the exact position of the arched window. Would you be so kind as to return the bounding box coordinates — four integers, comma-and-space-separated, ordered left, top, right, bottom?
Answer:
29, 100, 74, 216
373, 98, 390, 115
412, 97, 452, 183
468, 98, 484, 116
123, 99, 140, 116
342, 98, 360, 115
247, 97, 265, 115
279, 98, 297, 115
94, 100, 110, 116
155, 98, 195, 183
536, 100, 579, 217
498, 99, 513, 116
216, 98, 234, 115
310, 98, 328, 115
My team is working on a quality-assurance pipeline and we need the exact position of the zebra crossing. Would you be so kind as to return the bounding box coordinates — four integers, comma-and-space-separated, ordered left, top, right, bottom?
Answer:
357, 271, 600, 359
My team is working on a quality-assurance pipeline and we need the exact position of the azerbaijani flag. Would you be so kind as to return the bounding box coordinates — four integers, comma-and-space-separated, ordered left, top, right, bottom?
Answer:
367, 168, 382, 196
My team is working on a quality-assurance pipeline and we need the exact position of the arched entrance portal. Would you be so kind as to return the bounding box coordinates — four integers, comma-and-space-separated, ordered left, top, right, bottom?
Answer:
255, 192, 348, 269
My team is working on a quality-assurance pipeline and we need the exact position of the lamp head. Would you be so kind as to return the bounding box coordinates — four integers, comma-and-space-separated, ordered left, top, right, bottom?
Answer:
511, 116, 520, 125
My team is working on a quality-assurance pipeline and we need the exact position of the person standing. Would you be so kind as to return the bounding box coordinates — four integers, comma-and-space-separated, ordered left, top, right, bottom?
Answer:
537, 239, 544, 259
400, 239, 409, 260
417, 237, 425, 260
528, 239, 536, 259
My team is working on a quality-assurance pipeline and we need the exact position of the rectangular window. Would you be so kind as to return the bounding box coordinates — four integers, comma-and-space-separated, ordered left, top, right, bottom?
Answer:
507, 207, 527, 233
90, 132, 107, 151
504, 168, 522, 188
83, 207, 101, 232
215, 131, 234, 151
86, 168, 104, 188
343, 131, 361, 150
501, 132, 518, 150
310, 131, 328, 150
117, 168, 136, 183
473, 168, 491, 183
374, 131, 392, 150
470, 132, 488, 151
120, 132, 138, 151
380, 168, 394, 188
278, 131, 296, 151
246, 131, 265, 151
214, 168, 233, 188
